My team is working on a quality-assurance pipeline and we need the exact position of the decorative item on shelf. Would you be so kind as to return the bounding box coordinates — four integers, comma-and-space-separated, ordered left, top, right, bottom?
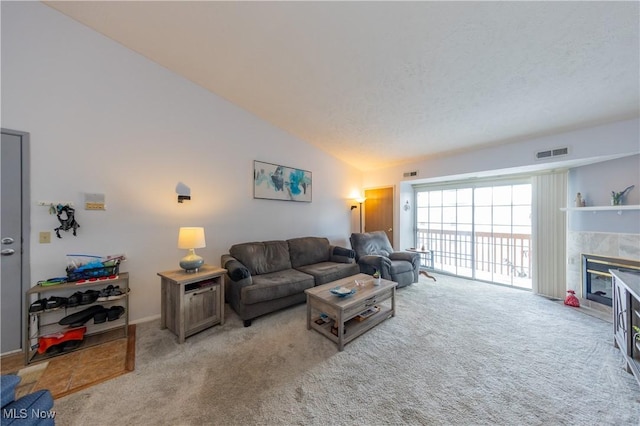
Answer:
178, 227, 206, 273
564, 289, 580, 308
611, 185, 634, 206
373, 269, 381, 286
575, 192, 583, 208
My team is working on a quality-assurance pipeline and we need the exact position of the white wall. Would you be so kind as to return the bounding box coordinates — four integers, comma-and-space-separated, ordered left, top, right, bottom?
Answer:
1, 2, 362, 322
365, 118, 640, 250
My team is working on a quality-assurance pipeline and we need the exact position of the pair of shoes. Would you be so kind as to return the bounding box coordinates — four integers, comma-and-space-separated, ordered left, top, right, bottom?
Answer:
38, 327, 86, 354
96, 285, 129, 302
59, 305, 105, 326
29, 296, 68, 313
67, 290, 100, 307
46, 339, 83, 354
94, 305, 125, 324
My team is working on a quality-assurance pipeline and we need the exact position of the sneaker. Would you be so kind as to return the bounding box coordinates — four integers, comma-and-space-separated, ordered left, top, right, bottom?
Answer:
96, 285, 113, 302
107, 286, 129, 301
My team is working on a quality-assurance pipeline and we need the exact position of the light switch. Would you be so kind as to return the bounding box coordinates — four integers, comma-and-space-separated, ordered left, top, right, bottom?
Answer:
39, 232, 51, 244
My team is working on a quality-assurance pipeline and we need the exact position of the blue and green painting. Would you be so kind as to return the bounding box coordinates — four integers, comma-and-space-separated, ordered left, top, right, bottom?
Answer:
254, 160, 312, 202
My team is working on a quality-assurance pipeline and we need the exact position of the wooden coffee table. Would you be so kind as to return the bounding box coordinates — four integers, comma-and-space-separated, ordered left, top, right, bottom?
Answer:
305, 273, 397, 351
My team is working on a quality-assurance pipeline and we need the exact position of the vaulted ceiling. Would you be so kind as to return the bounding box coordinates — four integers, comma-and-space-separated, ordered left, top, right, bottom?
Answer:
45, 1, 639, 171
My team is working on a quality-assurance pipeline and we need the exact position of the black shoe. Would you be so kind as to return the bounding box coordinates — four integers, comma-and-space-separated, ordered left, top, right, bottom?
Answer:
107, 306, 125, 321
29, 299, 47, 313
59, 305, 105, 326
80, 290, 100, 305
67, 291, 83, 307
94, 309, 108, 324
45, 296, 67, 311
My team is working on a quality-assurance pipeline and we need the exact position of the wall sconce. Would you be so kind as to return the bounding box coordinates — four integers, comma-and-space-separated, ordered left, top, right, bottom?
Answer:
176, 182, 191, 203
404, 200, 411, 211
178, 227, 206, 273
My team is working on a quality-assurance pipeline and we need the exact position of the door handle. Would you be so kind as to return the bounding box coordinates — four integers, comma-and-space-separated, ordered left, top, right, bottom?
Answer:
388, 228, 392, 232
1, 237, 14, 245
1, 248, 16, 256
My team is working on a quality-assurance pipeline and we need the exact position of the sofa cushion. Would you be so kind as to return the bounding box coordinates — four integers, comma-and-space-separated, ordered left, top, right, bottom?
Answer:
287, 237, 331, 268
295, 262, 360, 286
241, 269, 314, 305
230, 240, 292, 275
390, 259, 414, 275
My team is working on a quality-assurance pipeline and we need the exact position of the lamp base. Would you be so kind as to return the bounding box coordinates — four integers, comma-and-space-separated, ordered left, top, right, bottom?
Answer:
180, 250, 204, 273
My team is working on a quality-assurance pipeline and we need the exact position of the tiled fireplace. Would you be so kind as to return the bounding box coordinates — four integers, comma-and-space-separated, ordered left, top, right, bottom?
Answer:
581, 253, 640, 307
567, 231, 640, 315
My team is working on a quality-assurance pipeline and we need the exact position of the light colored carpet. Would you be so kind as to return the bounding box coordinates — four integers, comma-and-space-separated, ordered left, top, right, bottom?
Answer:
53, 275, 639, 425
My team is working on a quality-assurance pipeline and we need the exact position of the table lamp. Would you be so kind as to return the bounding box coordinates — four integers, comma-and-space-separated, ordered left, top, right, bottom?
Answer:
178, 227, 206, 273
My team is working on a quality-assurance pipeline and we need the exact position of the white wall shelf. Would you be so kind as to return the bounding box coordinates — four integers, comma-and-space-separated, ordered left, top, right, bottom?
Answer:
561, 205, 640, 214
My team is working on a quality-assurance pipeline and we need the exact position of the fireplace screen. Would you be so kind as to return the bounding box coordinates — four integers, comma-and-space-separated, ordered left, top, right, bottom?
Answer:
582, 254, 640, 307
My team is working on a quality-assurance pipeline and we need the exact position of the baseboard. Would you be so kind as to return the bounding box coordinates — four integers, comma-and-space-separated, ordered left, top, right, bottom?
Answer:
130, 314, 161, 325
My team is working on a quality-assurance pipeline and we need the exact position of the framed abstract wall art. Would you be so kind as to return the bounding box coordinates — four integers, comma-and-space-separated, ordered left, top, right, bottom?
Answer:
254, 160, 312, 202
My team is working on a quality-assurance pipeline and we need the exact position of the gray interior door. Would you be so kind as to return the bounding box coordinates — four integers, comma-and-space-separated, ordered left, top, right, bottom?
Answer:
1, 129, 30, 354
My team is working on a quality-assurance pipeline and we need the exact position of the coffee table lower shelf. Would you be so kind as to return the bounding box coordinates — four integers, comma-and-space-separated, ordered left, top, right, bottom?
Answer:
309, 307, 394, 348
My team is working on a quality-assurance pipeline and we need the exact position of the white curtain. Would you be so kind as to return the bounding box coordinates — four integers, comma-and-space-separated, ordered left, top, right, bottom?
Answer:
532, 171, 567, 299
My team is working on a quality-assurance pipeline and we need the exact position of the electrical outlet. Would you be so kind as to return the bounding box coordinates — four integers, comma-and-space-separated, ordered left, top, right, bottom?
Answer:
39, 232, 51, 244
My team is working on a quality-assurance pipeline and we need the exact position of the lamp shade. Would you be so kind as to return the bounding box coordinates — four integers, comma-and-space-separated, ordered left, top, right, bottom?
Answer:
178, 227, 206, 249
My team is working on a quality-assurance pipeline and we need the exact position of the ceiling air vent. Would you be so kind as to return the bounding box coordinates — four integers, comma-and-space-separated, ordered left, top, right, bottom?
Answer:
403, 170, 418, 178
536, 147, 569, 160
552, 147, 569, 156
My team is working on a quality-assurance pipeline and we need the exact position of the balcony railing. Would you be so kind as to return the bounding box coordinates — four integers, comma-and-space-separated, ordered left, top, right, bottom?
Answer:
416, 228, 531, 287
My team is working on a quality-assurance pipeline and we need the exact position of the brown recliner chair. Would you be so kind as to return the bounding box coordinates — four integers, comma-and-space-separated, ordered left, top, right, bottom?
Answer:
349, 231, 420, 288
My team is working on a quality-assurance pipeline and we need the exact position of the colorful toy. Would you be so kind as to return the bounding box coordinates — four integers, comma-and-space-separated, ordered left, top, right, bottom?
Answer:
564, 289, 580, 308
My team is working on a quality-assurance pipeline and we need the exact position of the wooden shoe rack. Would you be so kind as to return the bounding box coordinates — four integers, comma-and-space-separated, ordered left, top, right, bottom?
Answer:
24, 273, 129, 364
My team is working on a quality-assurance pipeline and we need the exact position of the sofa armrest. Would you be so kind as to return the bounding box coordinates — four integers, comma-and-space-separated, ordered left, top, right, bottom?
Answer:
329, 245, 356, 263
221, 254, 252, 285
357, 255, 392, 278
389, 251, 420, 264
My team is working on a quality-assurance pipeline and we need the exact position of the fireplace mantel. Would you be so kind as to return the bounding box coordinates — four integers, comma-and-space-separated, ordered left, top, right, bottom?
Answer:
561, 205, 640, 214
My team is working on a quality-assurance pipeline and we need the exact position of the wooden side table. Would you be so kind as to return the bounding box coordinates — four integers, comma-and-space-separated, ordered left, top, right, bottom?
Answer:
158, 265, 226, 343
406, 248, 437, 281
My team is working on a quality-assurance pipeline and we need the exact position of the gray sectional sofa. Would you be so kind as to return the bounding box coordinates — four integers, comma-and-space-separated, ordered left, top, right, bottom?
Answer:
221, 236, 359, 326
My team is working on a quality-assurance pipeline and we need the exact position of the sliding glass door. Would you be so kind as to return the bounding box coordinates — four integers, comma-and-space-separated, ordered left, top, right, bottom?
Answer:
415, 181, 532, 288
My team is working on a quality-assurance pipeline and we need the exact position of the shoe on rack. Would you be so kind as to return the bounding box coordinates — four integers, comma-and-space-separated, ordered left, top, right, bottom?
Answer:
93, 308, 108, 324
45, 296, 67, 311
67, 291, 83, 308
29, 299, 47, 314
96, 285, 114, 302
80, 290, 100, 305
59, 305, 105, 326
107, 305, 125, 321
107, 286, 129, 301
